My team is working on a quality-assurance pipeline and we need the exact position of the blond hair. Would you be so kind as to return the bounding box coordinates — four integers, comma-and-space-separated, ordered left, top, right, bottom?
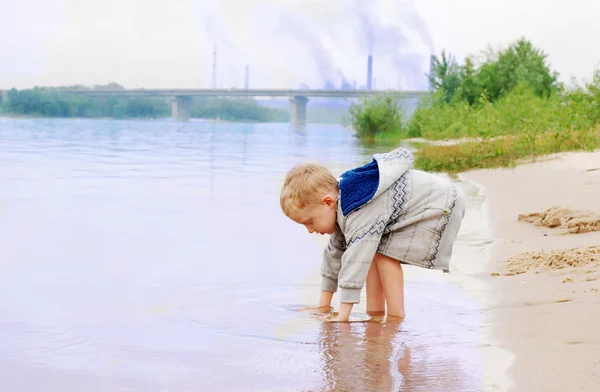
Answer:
280, 163, 339, 216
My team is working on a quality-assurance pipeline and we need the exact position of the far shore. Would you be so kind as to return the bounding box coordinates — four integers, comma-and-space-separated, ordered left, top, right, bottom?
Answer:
0, 115, 290, 124
462, 149, 600, 391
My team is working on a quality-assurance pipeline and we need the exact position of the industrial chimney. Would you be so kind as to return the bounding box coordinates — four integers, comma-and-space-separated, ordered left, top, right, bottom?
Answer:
367, 55, 373, 90
428, 55, 435, 91
245, 65, 249, 90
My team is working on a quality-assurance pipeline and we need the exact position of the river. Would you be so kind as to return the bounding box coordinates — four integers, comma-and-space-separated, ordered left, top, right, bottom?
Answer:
0, 118, 490, 391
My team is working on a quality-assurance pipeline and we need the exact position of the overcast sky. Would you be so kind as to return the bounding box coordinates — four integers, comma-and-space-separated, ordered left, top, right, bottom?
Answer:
1, 0, 599, 90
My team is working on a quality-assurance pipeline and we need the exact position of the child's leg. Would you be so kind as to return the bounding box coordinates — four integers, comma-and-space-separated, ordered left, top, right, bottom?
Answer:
374, 253, 406, 318
366, 260, 385, 316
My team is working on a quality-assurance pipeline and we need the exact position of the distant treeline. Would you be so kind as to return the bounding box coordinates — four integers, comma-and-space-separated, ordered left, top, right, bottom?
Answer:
0, 83, 290, 122
191, 97, 290, 122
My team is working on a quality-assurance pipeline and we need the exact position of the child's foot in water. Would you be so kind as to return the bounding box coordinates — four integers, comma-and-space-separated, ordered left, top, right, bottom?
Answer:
300, 305, 333, 314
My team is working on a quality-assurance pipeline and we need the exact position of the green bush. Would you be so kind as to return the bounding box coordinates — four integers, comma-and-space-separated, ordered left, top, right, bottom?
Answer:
346, 93, 407, 140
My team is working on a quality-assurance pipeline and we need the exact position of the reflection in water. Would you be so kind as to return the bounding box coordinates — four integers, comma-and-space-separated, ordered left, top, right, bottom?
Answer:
312, 316, 475, 392
316, 319, 404, 391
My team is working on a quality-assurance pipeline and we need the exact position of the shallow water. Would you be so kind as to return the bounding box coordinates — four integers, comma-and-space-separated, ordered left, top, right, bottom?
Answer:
0, 118, 488, 391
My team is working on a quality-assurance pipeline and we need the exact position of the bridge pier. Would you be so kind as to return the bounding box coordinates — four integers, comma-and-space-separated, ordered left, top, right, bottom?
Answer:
172, 96, 192, 122
290, 96, 308, 128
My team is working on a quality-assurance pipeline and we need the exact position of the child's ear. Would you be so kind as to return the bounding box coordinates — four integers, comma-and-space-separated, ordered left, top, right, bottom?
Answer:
322, 195, 336, 208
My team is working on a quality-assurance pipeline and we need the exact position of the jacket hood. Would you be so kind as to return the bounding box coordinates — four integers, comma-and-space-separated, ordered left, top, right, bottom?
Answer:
338, 147, 414, 216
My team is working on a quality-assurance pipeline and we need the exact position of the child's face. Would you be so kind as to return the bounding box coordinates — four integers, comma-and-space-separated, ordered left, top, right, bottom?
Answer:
289, 195, 337, 235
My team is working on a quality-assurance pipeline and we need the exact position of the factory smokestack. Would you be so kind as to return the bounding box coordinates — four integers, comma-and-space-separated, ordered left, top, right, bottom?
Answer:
212, 45, 217, 89
245, 65, 249, 90
367, 55, 373, 90
428, 54, 435, 91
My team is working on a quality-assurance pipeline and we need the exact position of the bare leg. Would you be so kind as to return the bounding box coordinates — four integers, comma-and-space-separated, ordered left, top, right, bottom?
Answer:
375, 253, 406, 318
366, 260, 385, 316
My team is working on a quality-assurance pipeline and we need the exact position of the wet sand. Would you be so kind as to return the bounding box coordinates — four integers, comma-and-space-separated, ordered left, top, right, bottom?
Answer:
462, 150, 600, 391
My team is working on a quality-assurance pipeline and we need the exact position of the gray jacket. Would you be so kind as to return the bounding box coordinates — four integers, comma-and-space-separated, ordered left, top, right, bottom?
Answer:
320, 147, 465, 303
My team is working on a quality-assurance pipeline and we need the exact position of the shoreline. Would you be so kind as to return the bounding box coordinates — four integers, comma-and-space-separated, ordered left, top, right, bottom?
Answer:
462, 150, 600, 391
444, 173, 516, 391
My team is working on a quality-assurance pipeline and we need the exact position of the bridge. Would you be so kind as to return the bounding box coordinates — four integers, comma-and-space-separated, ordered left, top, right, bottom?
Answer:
62, 88, 430, 127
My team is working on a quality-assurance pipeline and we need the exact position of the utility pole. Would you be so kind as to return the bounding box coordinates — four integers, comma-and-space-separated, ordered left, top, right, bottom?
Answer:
211, 45, 217, 89
245, 65, 249, 90
428, 54, 435, 91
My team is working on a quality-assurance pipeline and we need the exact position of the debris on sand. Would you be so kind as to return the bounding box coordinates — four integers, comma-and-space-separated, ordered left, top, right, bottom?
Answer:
505, 245, 600, 276
518, 206, 600, 234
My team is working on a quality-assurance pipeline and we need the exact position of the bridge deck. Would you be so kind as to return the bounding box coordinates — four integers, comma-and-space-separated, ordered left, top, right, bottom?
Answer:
61, 88, 430, 99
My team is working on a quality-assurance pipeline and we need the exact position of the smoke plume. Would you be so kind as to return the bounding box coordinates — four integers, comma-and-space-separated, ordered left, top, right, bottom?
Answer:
353, 0, 432, 89
199, 0, 434, 89
277, 12, 338, 88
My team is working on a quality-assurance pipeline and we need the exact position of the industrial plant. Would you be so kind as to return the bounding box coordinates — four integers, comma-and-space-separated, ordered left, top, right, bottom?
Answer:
297, 54, 376, 91
295, 53, 433, 91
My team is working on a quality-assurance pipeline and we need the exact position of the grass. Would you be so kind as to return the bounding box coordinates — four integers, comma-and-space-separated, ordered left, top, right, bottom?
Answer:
414, 127, 600, 173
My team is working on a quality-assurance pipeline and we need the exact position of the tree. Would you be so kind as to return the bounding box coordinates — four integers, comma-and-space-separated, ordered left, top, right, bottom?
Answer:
428, 50, 462, 103
477, 38, 559, 102
454, 57, 483, 105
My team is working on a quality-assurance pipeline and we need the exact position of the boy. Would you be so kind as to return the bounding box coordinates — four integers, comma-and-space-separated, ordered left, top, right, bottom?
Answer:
280, 147, 466, 322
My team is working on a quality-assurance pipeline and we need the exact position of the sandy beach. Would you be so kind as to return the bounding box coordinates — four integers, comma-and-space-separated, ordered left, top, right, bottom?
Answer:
462, 150, 600, 392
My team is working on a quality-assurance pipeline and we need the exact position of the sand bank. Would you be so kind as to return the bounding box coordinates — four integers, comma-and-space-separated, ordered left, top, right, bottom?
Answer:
462, 151, 600, 391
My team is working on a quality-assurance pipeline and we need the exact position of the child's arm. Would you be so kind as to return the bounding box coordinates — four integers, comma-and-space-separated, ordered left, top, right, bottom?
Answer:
319, 226, 346, 297
330, 213, 387, 322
